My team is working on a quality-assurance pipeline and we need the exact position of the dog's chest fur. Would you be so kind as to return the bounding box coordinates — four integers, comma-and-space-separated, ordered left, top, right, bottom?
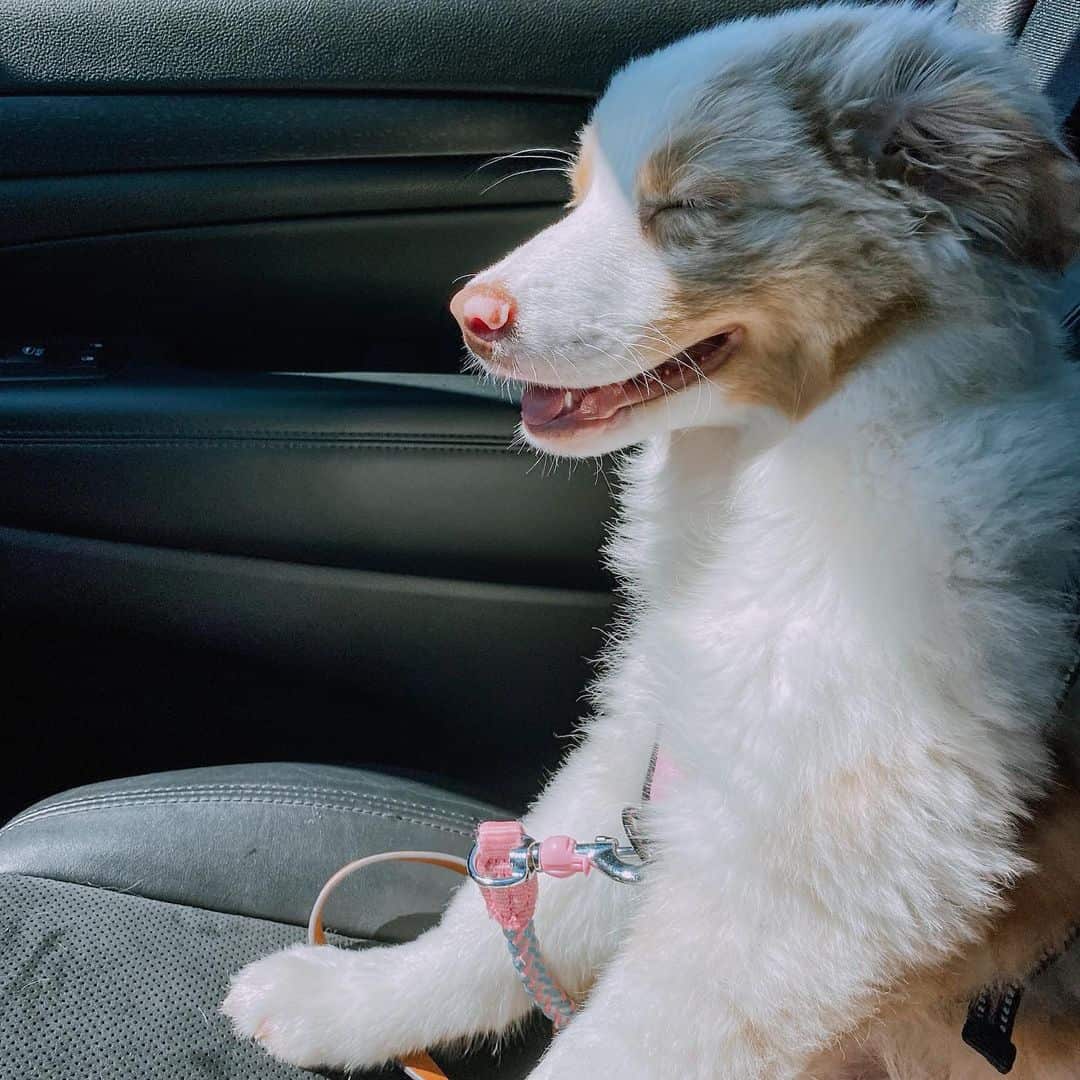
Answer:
599, 346, 1080, 848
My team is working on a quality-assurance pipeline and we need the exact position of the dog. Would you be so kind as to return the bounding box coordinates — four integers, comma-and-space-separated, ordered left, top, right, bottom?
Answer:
223, 4, 1080, 1076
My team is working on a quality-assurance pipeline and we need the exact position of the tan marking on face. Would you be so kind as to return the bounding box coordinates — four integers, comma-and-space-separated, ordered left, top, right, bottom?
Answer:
636, 138, 681, 207
635, 134, 741, 232
569, 128, 597, 206
652, 280, 922, 420
720, 325, 831, 419
724, 296, 921, 417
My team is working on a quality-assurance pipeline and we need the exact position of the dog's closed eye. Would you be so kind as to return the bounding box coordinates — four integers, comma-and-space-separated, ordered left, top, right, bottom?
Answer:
639, 195, 736, 234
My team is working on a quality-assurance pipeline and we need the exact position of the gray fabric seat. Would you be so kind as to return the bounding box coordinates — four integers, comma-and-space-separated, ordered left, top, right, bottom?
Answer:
0, 764, 550, 1080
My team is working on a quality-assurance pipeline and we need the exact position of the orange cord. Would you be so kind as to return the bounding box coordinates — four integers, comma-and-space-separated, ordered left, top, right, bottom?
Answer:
400, 1049, 455, 1080
307, 851, 471, 1080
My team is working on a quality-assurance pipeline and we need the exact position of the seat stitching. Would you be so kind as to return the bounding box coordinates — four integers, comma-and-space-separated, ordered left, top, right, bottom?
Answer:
3, 801, 478, 837
2, 794, 476, 836
0, 795, 476, 837
4, 782, 486, 828
42, 781, 487, 818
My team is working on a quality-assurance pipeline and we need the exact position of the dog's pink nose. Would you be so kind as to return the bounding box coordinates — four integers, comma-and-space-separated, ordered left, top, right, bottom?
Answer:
450, 284, 516, 343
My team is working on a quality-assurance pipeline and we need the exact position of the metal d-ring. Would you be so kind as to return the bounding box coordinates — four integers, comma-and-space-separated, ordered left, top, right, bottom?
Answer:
466, 837, 538, 888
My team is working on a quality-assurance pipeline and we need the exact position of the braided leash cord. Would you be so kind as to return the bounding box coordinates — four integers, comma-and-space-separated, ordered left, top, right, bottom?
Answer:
502, 922, 577, 1029
472, 820, 582, 1031
307, 831, 581, 1078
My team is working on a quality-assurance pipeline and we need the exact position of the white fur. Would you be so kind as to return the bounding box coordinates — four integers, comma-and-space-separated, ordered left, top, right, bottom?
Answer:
224, 5, 1080, 1076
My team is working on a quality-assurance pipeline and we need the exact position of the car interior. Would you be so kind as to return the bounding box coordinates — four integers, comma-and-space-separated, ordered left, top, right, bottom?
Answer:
0, 0, 1077, 1077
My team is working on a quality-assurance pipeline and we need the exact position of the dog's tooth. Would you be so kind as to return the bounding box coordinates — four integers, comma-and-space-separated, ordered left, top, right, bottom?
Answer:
564, 391, 573, 409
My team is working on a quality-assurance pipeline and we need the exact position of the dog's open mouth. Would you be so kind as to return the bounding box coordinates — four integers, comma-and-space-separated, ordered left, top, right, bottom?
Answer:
520, 329, 742, 436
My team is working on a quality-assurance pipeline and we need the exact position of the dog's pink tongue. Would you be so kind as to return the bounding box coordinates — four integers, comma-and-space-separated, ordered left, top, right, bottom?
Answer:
521, 386, 573, 426
521, 383, 640, 428
580, 382, 637, 419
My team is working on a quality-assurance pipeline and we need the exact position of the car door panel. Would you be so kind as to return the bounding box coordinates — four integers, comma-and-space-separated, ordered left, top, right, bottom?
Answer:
1, 208, 563, 348
0, 0, 786, 815
0, 0, 781, 96
1, 160, 564, 246
0, 95, 590, 178
0, 373, 612, 589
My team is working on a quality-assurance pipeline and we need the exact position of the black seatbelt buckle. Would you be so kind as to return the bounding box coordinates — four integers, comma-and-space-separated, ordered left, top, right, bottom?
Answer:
962, 984, 1023, 1074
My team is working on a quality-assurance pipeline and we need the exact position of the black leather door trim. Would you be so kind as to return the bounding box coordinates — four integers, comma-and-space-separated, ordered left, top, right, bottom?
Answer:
0, 207, 564, 350
0, 0, 797, 97
0, 95, 589, 179
0, 159, 570, 247
0, 526, 613, 800
0, 373, 614, 589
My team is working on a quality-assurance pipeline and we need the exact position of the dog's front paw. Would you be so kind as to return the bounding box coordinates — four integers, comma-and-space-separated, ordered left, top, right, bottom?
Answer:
222, 943, 357, 1069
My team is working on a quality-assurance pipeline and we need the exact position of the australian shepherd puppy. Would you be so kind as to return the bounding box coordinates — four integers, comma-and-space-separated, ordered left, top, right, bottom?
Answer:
225, 4, 1080, 1077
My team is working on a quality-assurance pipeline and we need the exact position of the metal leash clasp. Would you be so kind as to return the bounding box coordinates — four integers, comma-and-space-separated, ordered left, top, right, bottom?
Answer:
578, 836, 647, 884
467, 832, 645, 887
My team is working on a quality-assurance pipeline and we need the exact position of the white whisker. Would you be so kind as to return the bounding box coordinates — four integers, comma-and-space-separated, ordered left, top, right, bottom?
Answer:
476, 147, 575, 173
480, 167, 572, 196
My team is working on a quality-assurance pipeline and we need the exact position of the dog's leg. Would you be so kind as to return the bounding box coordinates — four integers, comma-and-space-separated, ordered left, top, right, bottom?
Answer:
221, 710, 655, 1071
521, 766, 1027, 1080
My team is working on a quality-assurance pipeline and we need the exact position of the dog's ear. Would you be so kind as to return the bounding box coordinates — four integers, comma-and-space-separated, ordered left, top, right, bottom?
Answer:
837, 59, 1080, 273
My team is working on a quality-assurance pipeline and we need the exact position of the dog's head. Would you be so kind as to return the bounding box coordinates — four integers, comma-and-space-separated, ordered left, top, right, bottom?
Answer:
451, 3, 1080, 457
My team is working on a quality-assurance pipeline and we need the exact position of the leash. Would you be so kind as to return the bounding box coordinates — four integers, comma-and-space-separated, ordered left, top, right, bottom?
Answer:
306, 824, 646, 1078
308, 685, 1080, 1080
306, 850, 471, 1080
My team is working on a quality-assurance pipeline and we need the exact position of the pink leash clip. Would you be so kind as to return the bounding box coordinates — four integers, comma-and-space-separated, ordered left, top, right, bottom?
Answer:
473, 820, 539, 931
468, 820, 646, 1030
471, 820, 578, 1028
468, 825, 645, 891
537, 835, 593, 879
